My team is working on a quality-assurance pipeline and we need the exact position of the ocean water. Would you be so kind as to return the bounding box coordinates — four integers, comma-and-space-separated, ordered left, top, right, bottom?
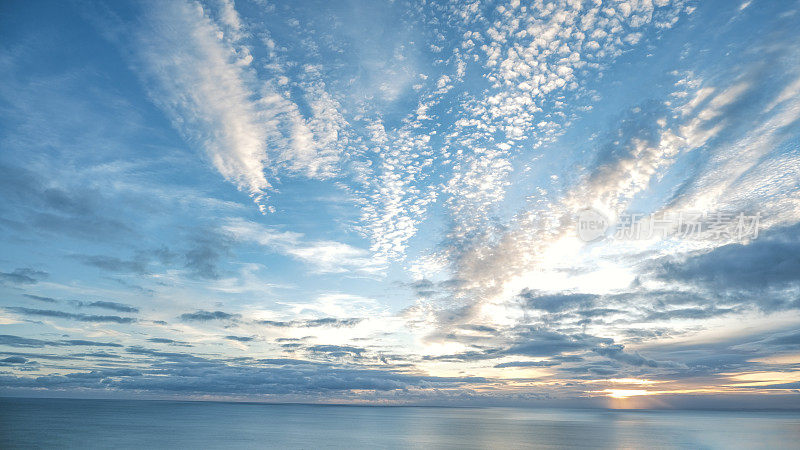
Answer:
1, 397, 799, 449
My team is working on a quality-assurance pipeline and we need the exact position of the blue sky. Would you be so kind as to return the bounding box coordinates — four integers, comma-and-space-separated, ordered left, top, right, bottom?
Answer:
1, 0, 800, 407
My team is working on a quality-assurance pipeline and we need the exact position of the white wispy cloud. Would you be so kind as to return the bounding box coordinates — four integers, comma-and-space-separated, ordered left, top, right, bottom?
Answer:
221, 218, 385, 274
128, 0, 345, 213
132, 0, 272, 209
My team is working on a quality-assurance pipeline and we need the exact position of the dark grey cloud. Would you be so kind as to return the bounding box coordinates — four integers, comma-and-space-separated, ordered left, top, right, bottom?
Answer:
644, 306, 737, 322
1, 351, 78, 361
575, 308, 622, 318
563, 364, 619, 376
592, 344, 660, 368
0, 356, 28, 364
425, 328, 613, 362
7, 307, 136, 324
304, 318, 362, 327
0, 343, 489, 396
63, 340, 123, 348
179, 310, 239, 322
408, 278, 437, 298
308, 345, 366, 358
147, 338, 175, 344
74, 300, 139, 313
503, 328, 612, 358
620, 328, 675, 344
71, 351, 121, 358
256, 358, 322, 366
225, 335, 254, 342
519, 290, 599, 313
22, 294, 58, 303
256, 318, 362, 328
405, 278, 469, 301
0, 163, 132, 241
650, 224, 800, 312
64, 369, 143, 379
0, 268, 48, 285
765, 330, 800, 347
125, 346, 207, 362
423, 350, 494, 362
183, 231, 232, 280
494, 360, 560, 368
147, 338, 192, 346
625, 326, 800, 379
457, 324, 497, 333
73, 255, 148, 275
553, 355, 584, 363
0, 335, 52, 348
72, 247, 179, 277
256, 320, 291, 327
0, 334, 123, 348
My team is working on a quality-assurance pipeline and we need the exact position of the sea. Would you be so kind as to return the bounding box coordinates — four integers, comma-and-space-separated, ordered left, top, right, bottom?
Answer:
1, 397, 799, 449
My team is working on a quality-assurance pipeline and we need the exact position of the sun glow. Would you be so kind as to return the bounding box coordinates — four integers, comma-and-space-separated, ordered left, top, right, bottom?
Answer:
596, 378, 657, 385
597, 389, 653, 399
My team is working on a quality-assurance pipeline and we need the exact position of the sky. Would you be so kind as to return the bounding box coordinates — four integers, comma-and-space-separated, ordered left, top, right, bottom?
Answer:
1, 0, 799, 408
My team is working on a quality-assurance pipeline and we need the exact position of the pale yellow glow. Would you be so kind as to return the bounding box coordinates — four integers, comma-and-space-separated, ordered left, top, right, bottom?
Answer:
594, 378, 657, 385
0, 313, 21, 325
727, 371, 800, 383
749, 354, 800, 365
599, 389, 652, 399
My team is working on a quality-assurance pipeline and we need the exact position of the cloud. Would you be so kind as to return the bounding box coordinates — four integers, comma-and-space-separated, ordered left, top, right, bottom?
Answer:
71, 352, 121, 359
179, 310, 240, 322
0, 356, 28, 365
6, 307, 136, 324
73, 235, 232, 280
592, 344, 660, 368
643, 306, 737, 322
425, 327, 614, 362
222, 218, 384, 274
0, 334, 123, 348
129, 0, 272, 208
125, 0, 343, 212
519, 291, 599, 313
224, 335, 254, 342
256, 318, 362, 328
0, 357, 487, 397
308, 345, 366, 358
765, 330, 800, 347
74, 301, 139, 313
494, 361, 560, 368
0, 164, 131, 241
73, 255, 148, 274
22, 294, 58, 303
0, 335, 51, 348
147, 338, 192, 346
649, 223, 800, 311
182, 231, 232, 280
0, 268, 48, 285
63, 340, 124, 348
503, 328, 612, 358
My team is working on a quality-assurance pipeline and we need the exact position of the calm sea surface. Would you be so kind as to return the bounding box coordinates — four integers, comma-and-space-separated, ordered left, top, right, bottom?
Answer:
1, 397, 799, 449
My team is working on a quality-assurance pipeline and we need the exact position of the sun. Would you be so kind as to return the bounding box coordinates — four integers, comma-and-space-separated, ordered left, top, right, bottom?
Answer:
601, 389, 652, 399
